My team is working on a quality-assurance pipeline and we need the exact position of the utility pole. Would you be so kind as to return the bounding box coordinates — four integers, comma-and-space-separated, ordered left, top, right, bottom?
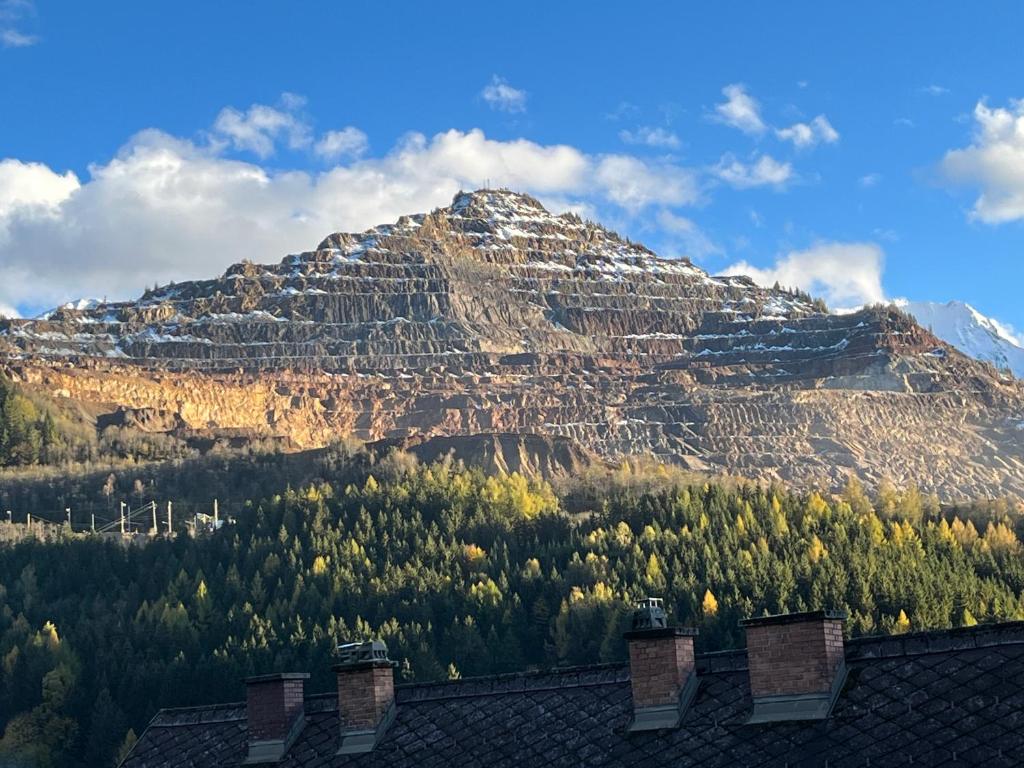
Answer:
120, 501, 126, 535
66, 507, 71, 528
5, 510, 10, 525
151, 501, 157, 535
167, 501, 173, 534
91, 513, 95, 533
213, 499, 219, 528
27, 513, 31, 533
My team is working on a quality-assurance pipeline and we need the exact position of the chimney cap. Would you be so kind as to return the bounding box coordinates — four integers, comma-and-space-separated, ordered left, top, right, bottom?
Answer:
623, 597, 699, 640
335, 639, 392, 669
244, 672, 310, 684
631, 596, 668, 630
740, 609, 847, 628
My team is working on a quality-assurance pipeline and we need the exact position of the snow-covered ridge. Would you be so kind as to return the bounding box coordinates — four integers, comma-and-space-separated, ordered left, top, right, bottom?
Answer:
897, 299, 1024, 378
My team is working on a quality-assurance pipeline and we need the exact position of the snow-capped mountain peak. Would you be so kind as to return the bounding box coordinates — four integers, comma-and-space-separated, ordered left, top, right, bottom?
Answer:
896, 299, 1024, 378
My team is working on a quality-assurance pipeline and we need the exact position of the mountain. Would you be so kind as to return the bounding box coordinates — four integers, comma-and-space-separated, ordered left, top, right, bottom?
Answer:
2, 189, 1024, 498
897, 299, 1024, 379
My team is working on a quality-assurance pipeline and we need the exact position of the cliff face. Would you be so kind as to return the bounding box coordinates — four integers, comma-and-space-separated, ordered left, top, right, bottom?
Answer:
2, 189, 1023, 497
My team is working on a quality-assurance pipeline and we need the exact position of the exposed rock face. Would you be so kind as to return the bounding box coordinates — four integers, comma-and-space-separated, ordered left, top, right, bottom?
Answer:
2, 190, 1023, 497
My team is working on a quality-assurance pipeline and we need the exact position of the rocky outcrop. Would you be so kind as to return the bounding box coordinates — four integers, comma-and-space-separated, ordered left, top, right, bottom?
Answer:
2, 189, 1023, 498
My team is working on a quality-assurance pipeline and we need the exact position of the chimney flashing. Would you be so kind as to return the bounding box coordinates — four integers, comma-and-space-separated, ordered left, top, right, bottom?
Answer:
629, 670, 699, 732
336, 701, 397, 755
746, 661, 848, 724
242, 714, 307, 765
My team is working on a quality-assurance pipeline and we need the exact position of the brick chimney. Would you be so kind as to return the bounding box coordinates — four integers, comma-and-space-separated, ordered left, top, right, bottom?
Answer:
623, 597, 699, 731
334, 639, 397, 754
243, 672, 309, 764
740, 610, 847, 723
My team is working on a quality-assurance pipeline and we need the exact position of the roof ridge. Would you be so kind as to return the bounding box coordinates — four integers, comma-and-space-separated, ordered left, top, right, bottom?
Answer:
157, 701, 245, 715
395, 662, 631, 703
845, 619, 1024, 660
395, 660, 628, 690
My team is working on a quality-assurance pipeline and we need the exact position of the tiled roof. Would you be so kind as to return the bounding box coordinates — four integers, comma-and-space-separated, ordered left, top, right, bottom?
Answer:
121, 622, 1024, 767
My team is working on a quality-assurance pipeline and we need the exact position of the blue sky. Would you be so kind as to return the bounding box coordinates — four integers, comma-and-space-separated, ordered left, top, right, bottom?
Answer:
1, 1, 1023, 333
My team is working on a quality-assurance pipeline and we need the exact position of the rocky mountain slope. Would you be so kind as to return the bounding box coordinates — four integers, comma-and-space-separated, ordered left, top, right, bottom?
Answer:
2, 189, 1023, 498
898, 299, 1024, 379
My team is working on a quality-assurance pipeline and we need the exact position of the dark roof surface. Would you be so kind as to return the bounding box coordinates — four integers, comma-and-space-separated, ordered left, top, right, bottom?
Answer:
122, 622, 1024, 767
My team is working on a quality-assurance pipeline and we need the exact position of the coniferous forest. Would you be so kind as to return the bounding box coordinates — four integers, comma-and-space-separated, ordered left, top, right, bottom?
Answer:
0, 454, 1022, 767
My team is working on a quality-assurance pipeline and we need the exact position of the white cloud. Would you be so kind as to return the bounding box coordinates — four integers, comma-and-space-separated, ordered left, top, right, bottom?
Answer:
776, 115, 839, 148
722, 241, 885, 309
0, 159, 79, 219
481, 76, 527, 113
0, 126, 704, 312
279, 92, 306, 110
618, 126, 680, 149
594, 155, 698, 210
941, 99, 1024, 223
713, 84, 767, 136
656, 210, 720, 259
859, 173, 881, 188
1, 28, 34, 46
0, 0, 37, 47
921, 85, 949, 96
314, 127, 368, 160
713, 84, 836, 152
894, 117, 914, 128
210, 95, 371, 163
714, 153, 792, 189
212, 98, 313, 158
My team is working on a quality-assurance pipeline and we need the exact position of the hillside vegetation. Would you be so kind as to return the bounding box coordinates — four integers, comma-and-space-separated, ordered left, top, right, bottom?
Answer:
0, 375, 196, 471
0, 459, 1022, 767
